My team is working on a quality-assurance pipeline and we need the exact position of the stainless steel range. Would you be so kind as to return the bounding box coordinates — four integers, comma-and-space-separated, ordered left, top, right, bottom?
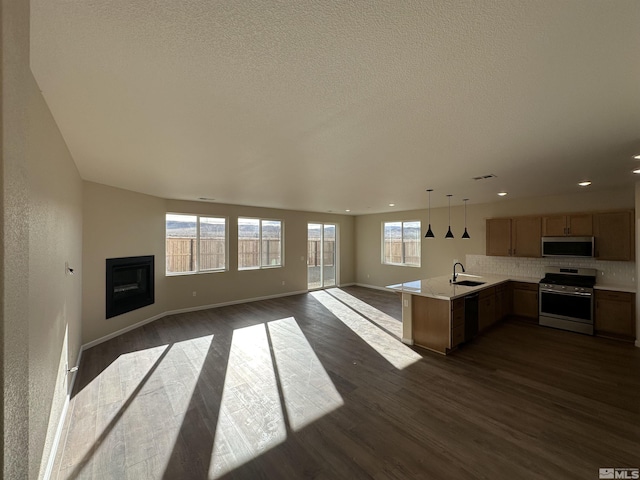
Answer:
539, 266, 597, 335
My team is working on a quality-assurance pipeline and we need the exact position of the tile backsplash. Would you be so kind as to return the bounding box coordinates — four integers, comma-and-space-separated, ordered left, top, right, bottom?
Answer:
466, 254, 636, 286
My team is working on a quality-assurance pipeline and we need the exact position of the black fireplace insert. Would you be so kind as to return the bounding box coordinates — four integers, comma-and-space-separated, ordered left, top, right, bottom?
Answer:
106, 255, 155, 319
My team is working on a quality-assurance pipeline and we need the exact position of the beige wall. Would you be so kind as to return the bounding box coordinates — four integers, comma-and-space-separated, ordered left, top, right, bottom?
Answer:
2, 0, 84, 477
635, 181, 640, 347
355, 187, 635, 288
82, 183, 168, 344
82, 183, 355, 345
2, 0, 31, 477
27, 72, 84, 479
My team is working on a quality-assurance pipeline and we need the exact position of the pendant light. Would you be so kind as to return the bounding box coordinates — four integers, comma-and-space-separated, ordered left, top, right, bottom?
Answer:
461, 198, 470, 239
424, 189, 435, 238
445, 194, 454, 239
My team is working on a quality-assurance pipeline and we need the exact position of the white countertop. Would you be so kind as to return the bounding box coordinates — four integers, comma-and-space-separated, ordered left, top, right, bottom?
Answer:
387, 273, 636, 300
594, 283, 636, 293
386, 273, 540, 301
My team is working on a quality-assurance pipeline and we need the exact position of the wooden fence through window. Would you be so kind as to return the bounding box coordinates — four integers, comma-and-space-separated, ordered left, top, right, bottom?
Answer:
166, 238, 283, 272
307, 240, 335, 266
384, 239, 420, 265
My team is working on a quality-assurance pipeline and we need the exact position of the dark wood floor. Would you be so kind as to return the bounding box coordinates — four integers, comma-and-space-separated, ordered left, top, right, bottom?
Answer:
52, 286, 640, 479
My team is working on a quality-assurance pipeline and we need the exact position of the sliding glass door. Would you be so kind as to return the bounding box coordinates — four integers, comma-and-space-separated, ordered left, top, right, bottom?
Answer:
307, 223, 337, 290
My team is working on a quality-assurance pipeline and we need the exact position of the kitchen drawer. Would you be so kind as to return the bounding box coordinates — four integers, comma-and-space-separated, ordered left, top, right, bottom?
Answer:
452, 307, 465, 329
596, 290, 634, 302
479, 286, 496, 299
452, 298, 465, 310
451, 325, 465, 347
510, 281, 538, 292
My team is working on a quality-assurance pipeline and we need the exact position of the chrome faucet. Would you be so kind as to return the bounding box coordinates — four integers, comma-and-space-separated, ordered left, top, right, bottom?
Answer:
452, 262, 465, 283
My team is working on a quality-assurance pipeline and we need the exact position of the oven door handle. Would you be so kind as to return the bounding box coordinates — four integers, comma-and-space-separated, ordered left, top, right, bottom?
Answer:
539, 289, 592, 297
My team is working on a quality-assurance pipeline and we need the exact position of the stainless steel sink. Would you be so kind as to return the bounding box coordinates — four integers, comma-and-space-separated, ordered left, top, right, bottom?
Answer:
454, 280, 485, 287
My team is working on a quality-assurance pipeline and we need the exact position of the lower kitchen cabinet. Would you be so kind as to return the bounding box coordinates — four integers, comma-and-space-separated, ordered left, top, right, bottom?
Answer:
451, 297, 465, 348
495, 283, 511, 322
510, 282, 539, 319
411, 294, 470, 354
478, 287, 496, 331
595, 290, 636, 342
412, 295, 452, 354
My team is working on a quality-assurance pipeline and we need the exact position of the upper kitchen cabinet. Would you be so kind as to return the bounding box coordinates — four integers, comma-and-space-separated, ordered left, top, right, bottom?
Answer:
486, 218, 512, 256
512, 216, 542, 257
593, 211, 635, 261
542, 214, 593, 236
486, 216, 541, 257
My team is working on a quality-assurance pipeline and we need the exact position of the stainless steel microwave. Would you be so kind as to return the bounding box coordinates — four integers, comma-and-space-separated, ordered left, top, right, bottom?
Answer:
541, 236, 595, 257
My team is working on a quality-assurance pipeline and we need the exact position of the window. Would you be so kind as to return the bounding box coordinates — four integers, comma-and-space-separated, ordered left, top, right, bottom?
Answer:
166, 214, 227, 274
238, 218, 283, 269
382, 221, 421, 266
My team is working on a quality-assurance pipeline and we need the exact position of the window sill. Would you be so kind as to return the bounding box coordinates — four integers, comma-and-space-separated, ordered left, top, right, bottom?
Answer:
382, 263, 421, 268
166, 269, 227, 277
238, 265, 283, 271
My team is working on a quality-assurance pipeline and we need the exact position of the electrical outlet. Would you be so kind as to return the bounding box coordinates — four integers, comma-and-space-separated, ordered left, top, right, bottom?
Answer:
403, 299, 409, 307
282, 281, 285, 286
192, 291, 197, 297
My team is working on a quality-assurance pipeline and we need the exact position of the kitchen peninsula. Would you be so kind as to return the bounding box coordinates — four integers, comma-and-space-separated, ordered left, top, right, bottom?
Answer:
387, 273, 539, 355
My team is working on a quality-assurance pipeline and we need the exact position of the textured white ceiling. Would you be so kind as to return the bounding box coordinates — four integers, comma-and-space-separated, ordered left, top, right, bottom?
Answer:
30, 1, 640, 214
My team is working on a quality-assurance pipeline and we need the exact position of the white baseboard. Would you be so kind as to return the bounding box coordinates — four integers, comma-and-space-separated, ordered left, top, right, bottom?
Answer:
43, 348, 83, 480
401, 338, 414, 345
354, 283, 392, 292
82, 290, 308, 350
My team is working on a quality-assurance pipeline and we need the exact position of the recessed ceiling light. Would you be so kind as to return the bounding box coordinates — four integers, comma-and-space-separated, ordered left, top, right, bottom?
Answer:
497, 192, 507, 197
578, 181, 592, 187
633, 169, 640, 174
389, 203, 395, 207
634, 154, 640, 160
345, 209, 351, 212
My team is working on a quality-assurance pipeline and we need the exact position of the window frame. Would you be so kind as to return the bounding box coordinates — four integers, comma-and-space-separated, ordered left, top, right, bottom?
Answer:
165, 213, 228, 276
238, 217, 284, 270
382, 220, 421, 267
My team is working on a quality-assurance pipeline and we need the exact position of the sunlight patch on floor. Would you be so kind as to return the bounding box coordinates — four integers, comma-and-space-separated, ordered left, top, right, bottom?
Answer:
116, 336, 212, 474
326, 288, 402, 338
268, 317, 344, 431
209, 324, 286, 479
311, 290, 421, 370
64, 333, 215, 478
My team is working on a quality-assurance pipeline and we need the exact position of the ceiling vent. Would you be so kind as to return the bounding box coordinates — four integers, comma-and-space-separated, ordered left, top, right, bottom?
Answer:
472, 174, 497, 181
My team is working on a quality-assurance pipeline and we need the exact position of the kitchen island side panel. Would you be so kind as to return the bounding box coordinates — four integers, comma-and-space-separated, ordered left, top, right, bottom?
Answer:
412, 295, 450, 354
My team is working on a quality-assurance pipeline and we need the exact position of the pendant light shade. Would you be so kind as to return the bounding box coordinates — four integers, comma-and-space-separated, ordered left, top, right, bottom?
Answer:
461, 198, 470, 239
445, 194, 454, 239
425, 189, 435, 238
